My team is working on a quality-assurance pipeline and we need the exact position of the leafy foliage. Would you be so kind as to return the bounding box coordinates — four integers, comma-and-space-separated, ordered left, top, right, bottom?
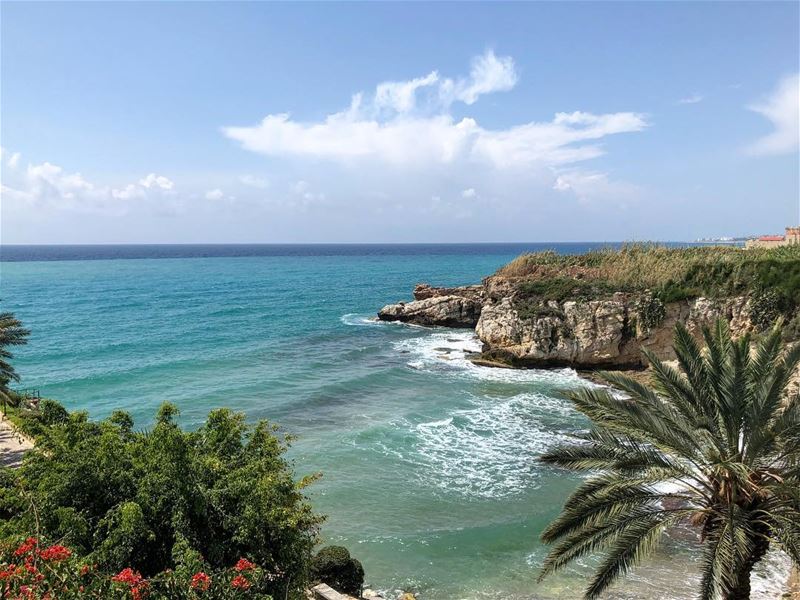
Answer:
517, 278, 623, 303
0, 403, 323, 599
635, 294, 666, 332
310, 546, 364, 597
749, 289, 783, 332
0, 311, 30, 407
539, 320, 800, 599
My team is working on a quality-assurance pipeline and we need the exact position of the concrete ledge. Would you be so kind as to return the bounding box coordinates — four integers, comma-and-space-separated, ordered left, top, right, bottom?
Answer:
311, 583, 357, 600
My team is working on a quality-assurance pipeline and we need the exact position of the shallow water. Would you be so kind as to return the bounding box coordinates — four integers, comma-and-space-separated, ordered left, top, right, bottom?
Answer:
0, 244, 787, 599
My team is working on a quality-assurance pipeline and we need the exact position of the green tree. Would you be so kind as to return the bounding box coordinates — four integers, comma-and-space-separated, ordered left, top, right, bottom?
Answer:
0, 311, 30, 410
0, 403, 324, 599
538, 320, 800, 600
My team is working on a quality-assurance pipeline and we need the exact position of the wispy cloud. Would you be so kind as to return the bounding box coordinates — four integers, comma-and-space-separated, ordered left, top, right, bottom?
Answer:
746, 73, 799, 156
678, 94, 704, 105
239, 174, 270, 189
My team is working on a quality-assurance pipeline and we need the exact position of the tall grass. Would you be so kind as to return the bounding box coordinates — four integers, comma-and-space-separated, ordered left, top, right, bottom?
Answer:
497, 243, 800, 308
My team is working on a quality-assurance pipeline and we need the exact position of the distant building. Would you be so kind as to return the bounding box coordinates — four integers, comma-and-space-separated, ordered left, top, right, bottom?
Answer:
745, 226, 800, 249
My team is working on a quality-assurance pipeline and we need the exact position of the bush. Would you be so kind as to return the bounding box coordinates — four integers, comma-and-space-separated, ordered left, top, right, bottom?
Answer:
39, 398, 69, 424
636, 294, 666, 332
0, 402, 323, 599
310, 546, 364, 596
750, 289, 784, 332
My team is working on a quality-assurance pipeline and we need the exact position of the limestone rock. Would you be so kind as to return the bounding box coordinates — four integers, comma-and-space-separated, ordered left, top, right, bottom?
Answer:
380, 281, 768, 369
378, 295, 482, 328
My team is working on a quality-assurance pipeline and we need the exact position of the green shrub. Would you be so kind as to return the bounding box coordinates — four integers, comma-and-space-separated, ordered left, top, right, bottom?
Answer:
0, 403, 324, 599
310, 546, 364, 596
750, 289, 784, 332
39, 398, 69, 425
636, 295, 666, 332
517, 278, 621, 302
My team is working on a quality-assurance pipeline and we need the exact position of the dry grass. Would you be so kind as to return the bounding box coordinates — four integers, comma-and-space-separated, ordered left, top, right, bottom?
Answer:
497, 243, 800, 306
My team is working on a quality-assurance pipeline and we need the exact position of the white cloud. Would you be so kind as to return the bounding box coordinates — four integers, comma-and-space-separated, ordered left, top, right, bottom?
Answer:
678, 94, 704, 105
746, 73, 799, 156
448, 50, 518, 105
239, 174, 270, 189
0, 148, 22, 169
375, 71, 439, 113
205, 188, 225, 200
552, 169, 641, 206
221, 50, 647, 222
111, 184, 145, 200
223, 105, 646, 170
139, 173, 174, 190
223, 51, 574, 171
1, 155, 177, 212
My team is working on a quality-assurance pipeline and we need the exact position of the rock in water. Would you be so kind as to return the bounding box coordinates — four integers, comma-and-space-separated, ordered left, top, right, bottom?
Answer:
377, 295, 482, 328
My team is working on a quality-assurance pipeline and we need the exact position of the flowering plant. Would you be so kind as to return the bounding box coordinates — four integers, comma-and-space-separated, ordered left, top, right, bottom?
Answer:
0, 537, 273, 599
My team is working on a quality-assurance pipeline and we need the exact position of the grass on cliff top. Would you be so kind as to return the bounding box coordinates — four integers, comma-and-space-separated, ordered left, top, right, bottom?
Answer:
497, 243, 800, 308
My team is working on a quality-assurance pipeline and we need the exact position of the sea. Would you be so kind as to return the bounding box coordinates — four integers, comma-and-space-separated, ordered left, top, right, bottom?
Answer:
0, 243, 787, 599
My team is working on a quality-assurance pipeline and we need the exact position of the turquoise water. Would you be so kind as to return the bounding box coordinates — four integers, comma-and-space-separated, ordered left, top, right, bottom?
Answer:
1, 246, 786, 599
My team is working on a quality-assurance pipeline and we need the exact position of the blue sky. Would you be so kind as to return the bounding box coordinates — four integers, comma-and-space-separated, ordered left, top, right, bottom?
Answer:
1, 1, 798, 243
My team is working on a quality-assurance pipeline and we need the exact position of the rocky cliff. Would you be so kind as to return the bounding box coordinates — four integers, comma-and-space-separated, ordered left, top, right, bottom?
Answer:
378, 281, 756, 369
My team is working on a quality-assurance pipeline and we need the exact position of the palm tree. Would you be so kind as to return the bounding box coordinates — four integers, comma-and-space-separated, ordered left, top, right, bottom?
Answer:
0, 311, 30, 411
538, 320, 800, 600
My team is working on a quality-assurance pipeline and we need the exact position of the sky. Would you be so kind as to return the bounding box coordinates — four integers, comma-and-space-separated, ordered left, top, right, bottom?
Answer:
1, 1, 799, 244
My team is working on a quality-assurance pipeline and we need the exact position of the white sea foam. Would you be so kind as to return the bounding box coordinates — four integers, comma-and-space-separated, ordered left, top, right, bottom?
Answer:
392, 329, 587, 387
383, 329, 588, 499
409, 391, 577, 499
752, 550, 793, 599
340, 312, 430, 329
340, 313, 381, 327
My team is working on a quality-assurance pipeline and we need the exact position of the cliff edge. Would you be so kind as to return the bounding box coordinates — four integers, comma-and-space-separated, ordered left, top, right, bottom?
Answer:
378, 245, 800, 369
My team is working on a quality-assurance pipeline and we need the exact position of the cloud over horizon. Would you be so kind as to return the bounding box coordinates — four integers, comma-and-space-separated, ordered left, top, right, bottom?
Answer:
746, 73, 800, 156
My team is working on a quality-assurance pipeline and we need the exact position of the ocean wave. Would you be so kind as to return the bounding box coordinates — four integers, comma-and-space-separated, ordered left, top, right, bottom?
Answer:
340, 313, 381, 327
340, 312, 436, 330
410, 391, 577, 499
392, 329, 588, 388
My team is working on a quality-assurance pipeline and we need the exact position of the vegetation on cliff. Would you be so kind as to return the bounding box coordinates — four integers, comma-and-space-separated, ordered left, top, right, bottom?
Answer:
499, 244, 800, 332
539, 320, 800, 600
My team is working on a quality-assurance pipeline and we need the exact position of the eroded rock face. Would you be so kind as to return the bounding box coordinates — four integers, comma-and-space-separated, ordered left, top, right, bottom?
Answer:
378, 295, 482, 328
476, 295, 755, 368
378, 282, 760, 369
412, 283, 484, 301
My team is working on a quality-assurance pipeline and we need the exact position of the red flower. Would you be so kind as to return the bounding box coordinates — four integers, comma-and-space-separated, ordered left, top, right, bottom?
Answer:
234, 558, 256, 572
38, 545, 71, 562
230, 574, 250, 590
13, 538, 37, 557
190, 572, 211, 592
80, 564, 91, 576
112, 568, 144, 586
